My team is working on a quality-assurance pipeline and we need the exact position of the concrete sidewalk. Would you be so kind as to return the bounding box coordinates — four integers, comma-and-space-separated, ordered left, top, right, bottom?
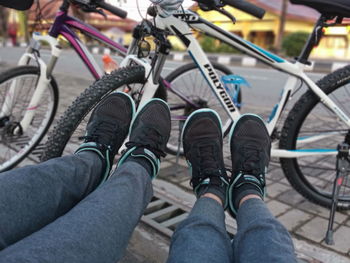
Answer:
89, 45, 349, 73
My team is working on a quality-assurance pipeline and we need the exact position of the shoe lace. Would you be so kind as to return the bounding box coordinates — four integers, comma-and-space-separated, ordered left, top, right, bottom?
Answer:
239, 144, 263, 175
125, 126, 166, 158
190, 142, 223, 186
79, 121, 119, 146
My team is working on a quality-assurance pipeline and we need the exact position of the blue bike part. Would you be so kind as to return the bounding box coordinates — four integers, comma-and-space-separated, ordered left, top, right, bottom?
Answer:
221, 75, 251, 108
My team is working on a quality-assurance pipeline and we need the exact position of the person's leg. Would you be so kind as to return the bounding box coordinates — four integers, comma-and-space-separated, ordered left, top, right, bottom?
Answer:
228, 114, 296, 263
0, 152, 102, 249
167, 110, 233, 263
0, 98, 171, 263
233, 198, 296, 263
0, 161, 153, 263
0, 92, 135, 249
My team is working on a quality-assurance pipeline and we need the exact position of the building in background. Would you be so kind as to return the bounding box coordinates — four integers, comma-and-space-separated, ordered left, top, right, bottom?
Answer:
3, 0, 137, 47
3, 0, 350, 59
193, 0, 350, 59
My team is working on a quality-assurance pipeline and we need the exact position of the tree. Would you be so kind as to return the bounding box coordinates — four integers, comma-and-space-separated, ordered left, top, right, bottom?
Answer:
0, 6, 9, 43
275, 0, 288, 53
18, 11, 30, 43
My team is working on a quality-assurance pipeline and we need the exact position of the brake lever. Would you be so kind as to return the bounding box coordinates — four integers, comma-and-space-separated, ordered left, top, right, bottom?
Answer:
95, 8, 107, 18
215, 7, 236, 23
81, 5, 107, 18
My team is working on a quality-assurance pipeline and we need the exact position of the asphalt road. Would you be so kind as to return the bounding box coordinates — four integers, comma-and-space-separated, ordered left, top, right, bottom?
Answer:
0, 46, 326, 115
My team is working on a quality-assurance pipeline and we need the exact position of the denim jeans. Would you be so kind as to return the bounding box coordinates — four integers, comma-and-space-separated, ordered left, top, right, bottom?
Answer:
0, 152, 296, 262
0, 152, 153, 263
168, 197, 297, 263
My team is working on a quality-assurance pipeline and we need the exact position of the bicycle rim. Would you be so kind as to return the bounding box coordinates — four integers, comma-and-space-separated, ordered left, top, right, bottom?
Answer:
0, 67, 57, 171
165, 63, 236, 167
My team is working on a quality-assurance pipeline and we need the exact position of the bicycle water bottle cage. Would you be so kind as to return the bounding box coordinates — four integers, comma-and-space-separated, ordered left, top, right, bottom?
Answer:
221, 75, 250, 107
221, 75, 251, 88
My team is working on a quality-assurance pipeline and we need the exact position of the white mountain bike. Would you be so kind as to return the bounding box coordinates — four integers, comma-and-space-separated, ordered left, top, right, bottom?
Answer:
43, 0, 350, 210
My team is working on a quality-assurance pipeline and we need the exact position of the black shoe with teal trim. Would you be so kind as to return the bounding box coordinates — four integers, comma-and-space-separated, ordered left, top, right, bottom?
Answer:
182, 109, 229, 206
228, 114, 271, 218
117, 99, 171, 179
75, 92, 135, 182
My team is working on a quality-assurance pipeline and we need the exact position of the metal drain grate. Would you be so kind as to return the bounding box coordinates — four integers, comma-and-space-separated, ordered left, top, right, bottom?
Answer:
1, 134, 45, 163
142, 196, 189, 237
142, 194, 235, 239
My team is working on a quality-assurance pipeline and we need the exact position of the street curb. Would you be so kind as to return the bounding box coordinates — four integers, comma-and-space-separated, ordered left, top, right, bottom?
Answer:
89, 45, 348, 74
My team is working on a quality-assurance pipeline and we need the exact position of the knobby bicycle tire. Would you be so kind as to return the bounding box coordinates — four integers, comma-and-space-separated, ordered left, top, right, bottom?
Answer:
41, 65, 166, 161
280, 65, 350, 209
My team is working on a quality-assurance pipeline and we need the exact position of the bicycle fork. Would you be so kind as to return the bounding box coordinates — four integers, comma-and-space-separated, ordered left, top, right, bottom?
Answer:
0, 35, 62, 135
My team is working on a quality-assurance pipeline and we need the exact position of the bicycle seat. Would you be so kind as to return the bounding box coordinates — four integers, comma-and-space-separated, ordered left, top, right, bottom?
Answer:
290, 0, 350, 18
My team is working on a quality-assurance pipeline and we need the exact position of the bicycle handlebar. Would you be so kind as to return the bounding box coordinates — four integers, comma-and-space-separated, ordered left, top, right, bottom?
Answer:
223, 0, 265, 19
97, 0, 128, 19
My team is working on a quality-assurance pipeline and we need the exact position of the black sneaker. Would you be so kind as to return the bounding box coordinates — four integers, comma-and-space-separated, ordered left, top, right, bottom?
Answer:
118, 99, 171, 179
75, 92, 135, 182
182, 109, 229, 206
228, 114, 271, 218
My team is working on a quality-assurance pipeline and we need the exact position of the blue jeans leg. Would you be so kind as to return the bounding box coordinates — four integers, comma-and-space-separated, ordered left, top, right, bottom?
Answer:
167, 197, 233, 263
0, 161, 153, 263
233, 198, 297, 263
0, 152, 103, 249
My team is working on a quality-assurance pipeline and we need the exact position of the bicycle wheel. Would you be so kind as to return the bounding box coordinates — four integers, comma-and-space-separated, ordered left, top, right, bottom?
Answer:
41, 66, 166, 161
165, 62, 240, 166
0, 66, 58, 172
280, 65, 350, 209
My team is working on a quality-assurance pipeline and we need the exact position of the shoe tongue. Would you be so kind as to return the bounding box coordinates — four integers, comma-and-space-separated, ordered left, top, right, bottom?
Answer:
241, 144, 261, 174
93, 120, 119, 146
198, 142, 220, 175
128, 126, 166, 158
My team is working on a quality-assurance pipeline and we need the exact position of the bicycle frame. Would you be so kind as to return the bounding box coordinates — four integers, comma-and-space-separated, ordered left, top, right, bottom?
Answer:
0, 6, 128, 134
129, 9, 350, 158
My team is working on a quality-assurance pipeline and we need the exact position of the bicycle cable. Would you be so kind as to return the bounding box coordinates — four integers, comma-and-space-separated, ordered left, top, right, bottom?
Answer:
136, 0, 145, 20
31, 0, 55, 32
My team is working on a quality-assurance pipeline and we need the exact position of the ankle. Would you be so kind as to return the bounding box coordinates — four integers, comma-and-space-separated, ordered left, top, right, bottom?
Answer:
195, 178, 227, 207
202, 193, 223, 206
239, 194, 262, 208
118, 146, 161, 179
125, 156, 153, 176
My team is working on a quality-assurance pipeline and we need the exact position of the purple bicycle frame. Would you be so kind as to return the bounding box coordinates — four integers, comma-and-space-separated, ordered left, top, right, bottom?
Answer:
48, 10, 127, 80
47, 9, 199, 120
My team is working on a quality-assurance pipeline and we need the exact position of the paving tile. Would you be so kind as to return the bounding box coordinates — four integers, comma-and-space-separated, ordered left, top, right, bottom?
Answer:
277, 189, 305, 206
160, 161, 174, 169
296, 217, 338, 243
170, 157, 188, 167
279, 178, 292, 186
158, 165, 188, 182
265, 177, 275, 186
322, 226, 350, 254
267, 200, 291, 217
267, 170, 284, 181
278, 209, 313, 232
179, 180, 192, 191
306, 176, 328, 188
266, 182, 291, 198
298, 201, 348, 224
345, 219, 350, 227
